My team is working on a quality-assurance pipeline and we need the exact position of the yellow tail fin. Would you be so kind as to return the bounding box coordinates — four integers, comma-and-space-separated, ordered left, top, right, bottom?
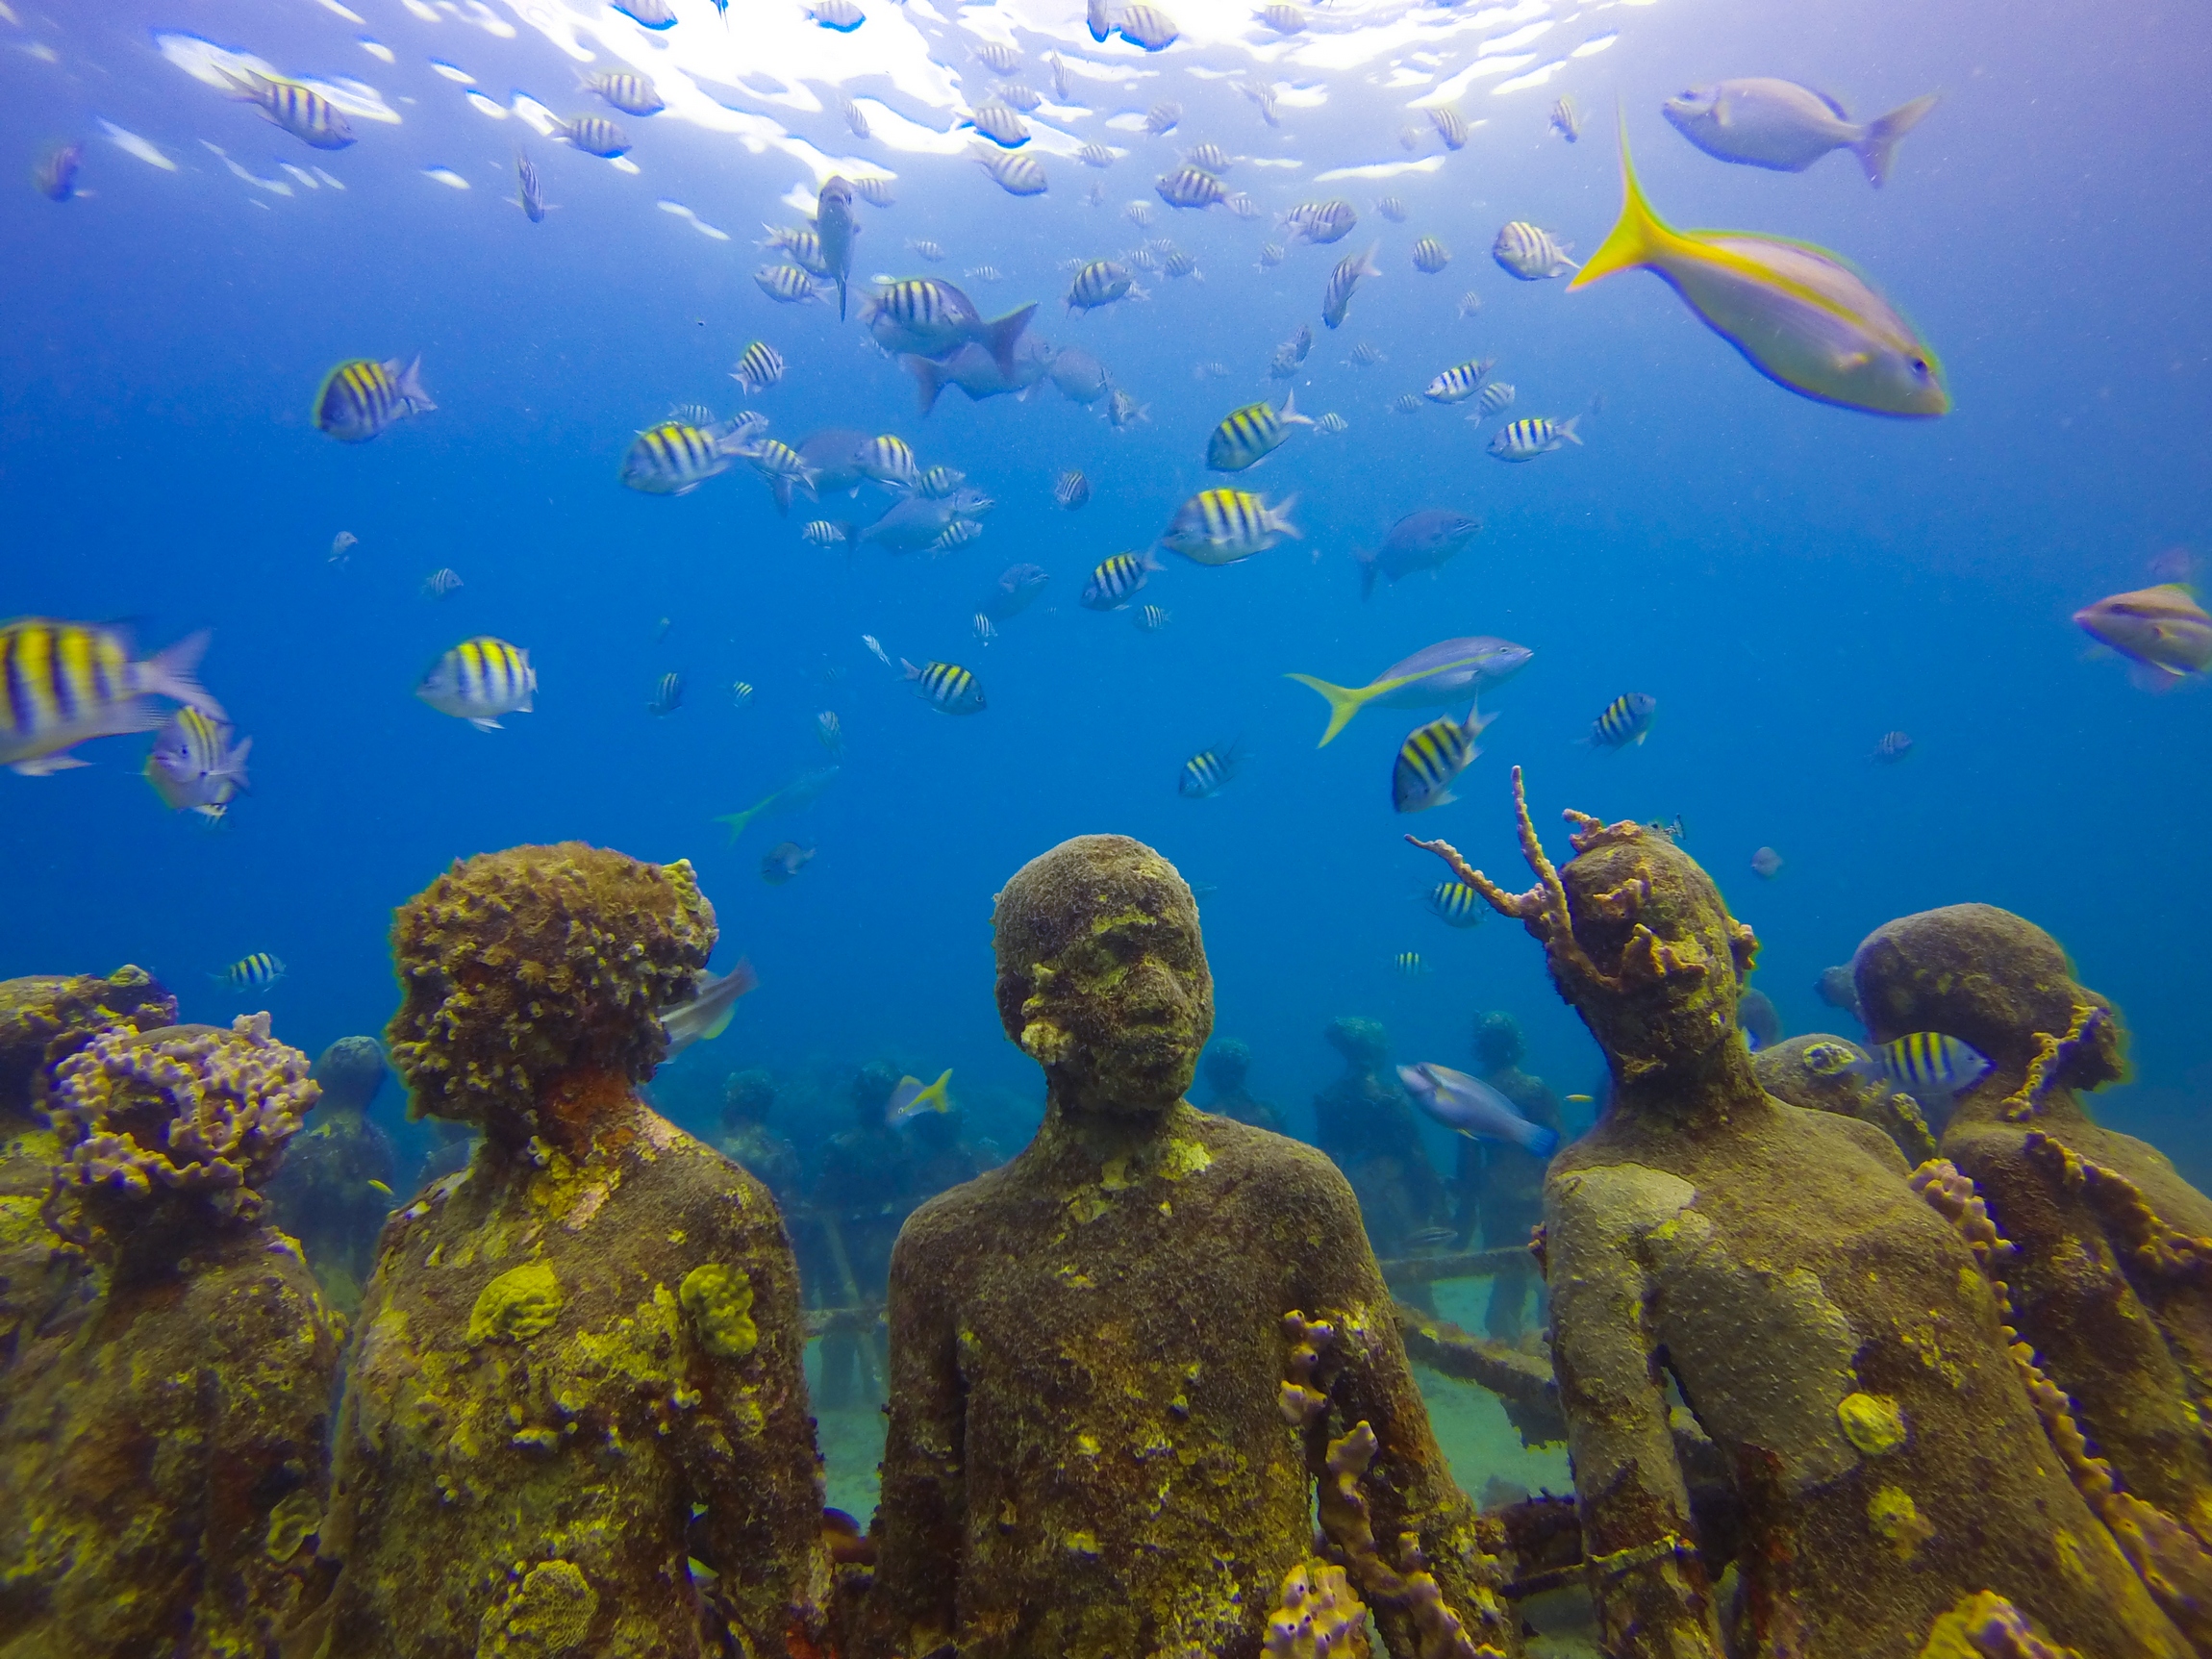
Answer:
1283, 673, 1372, 746
1568, 115, 1684, 290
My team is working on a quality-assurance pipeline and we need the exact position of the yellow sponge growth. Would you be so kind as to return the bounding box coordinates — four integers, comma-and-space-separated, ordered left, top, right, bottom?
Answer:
679, 1263, 758, 1359
386, 843, 715, 1133
1838, 1391, 1907, 1457
469, 1261, 565, 1345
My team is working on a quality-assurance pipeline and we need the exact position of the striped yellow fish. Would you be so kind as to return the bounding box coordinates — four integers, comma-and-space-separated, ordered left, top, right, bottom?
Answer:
223, 69, 356, 149
213, 951, 287, 993
1205, 392, 1313, 471
314, 356, 435, 443
621, 418, 745, 495
145, 705, 251, 817
0, 618, 223, 777
416, 637, 536, 731
1424, 882, 1486, 928
1160, 489, 1300, 566
901, 658, 985, 714
1391, 701, 1494, 814
1849, 1031, 1992, 1098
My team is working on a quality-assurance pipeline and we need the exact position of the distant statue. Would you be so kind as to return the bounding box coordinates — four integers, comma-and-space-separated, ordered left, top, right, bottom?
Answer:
1452, 1012, 1563, 1344
718, 1066, 801, 1207
1410, 773, 2191, 1659
306, 843, 825, 1659
1200, 1037, 1287, 1133
858, 834, 1509, 1659
268, 1034, 398, 1317
809, 1059, 914, 1408
1311, 1016, 1453, 1263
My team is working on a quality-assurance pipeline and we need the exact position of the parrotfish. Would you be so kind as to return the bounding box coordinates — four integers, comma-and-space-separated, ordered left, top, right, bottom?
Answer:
1399, 1063, 1561, 1157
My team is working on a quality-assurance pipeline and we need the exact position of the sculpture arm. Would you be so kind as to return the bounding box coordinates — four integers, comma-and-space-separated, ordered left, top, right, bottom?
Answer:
1545, 1176, 1724, 1659
857, 1207, 968, 1659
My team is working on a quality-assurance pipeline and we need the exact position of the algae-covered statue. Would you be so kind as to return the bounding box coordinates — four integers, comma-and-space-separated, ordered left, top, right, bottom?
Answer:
1750, 1034, 1938, 1166
0, 965, 177, 1372
1312, 1016, 1453, 1262
0, 1014, 339, 1657
1411, 771, 2191, 1659
306, 842, 826, 1659
1856, 903, 2212, 1640
267, 1035, 398, 1318
1451, 1012, 1562, 1344
859, 833, 1509, 1659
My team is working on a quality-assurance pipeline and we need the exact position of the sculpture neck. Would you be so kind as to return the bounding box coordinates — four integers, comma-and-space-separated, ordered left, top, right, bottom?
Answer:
485, 1068, 639, 1158
1607, 1035, 1773, 1134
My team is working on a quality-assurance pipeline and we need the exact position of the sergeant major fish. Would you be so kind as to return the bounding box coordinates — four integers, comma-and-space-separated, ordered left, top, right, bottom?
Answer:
1177, 742, 1243, 798
1664, 80, 1939, 188
214, 952, 287, 993
417, 637, 536, 731
1068, 259, 1144, 314
903, 659, 986, 714
1584, 691, 1657, 750
1081, 550, 1162, 609
1321, 243, 1380, 329
1421, 358, 1495, 405
556, 114, 631, 157
974, 148, 1047, 196
1425, 882, 1485, 928
1493, 221, 1577, 280
220, 69, 355, 149
314, 355, 434, 442
1160, 490, 1299, 566
1155, 166, 1229, 211
1206, 391, 1313, 472
581, 70, 664, 115
1844, 1032, 1993, 1101
145, 706, 251, 817
1391, 701, 1495, 813
1412, 238, 1450, 275
1488, 415, 1580, 461
864, 278, 1037, 378
619, 416, 753, 495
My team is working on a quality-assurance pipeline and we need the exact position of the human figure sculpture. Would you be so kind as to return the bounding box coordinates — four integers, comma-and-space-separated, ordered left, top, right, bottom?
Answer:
859, 834, 1509, 1659
808, 1061, 913, 1408
306, 843, 825, 1659
1201, 1037, 1287, 1133
1856, 903, 2212, 1631
1311, 1017, 1453, 1261
0, 965, 176, 1374
0, 1014, 339, 1657
1451, 1013, 1562, 1344
718, 1067, 802, 1208
1410, 772, 2191, 1659
267, 1034, 398, 1316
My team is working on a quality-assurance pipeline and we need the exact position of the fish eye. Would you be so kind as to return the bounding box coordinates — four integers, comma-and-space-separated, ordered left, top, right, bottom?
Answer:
1909, 357, 1930, 377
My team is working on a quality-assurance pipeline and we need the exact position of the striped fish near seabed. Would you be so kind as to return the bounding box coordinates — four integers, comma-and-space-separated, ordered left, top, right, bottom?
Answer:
1569, 119, 1948, 417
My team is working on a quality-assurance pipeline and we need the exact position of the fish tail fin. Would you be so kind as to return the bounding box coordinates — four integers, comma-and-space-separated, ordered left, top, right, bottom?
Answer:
1559, 415, 1583, 445
1854, 92, 1939, 188
1280, 388, 1314, 427
1270, 492, 1302, 540
142, 630, 226, 720
714, 806, 760, 842
978, 302, 1038, 379
1521, 1123, 1562, 1159
917, 1068, 953, 1113
697, 957, 760, 1042
395, 353, 436, 414
1568, 116, 1679, 290
1353, 547, 1378, 601
1467, 696, 1497, 738
905, 354, 946, 415
1284, 672, 1370, 746
221, 735, 253, 789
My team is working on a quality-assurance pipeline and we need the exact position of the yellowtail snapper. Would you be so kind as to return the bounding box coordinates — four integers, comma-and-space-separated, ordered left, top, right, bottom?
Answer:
0, 619, 222, 777
1321, 243, 1381, 329
1054, 469, 1093, 510
1585, 691, 1657, 750
714, 765, 839, 841
1160, 490, 1299, 566
1177, 742, 1243, 799
221, 69, 355, 149
145, 707, 250, 818
417, 638, 536, 731
214, 952, 287, 993
314, 356, 434, 443
1082, 550, 1163, 610
902, 659, 986, 714
888, 1068, 955, 1122
647, 672, 685, 716
1571, 122, 1948, 416
1206, 391, 1314, 471
1663, 80, 1938, 188
1425, 882, 1486, 928
1287, 637, 1531, 746
1392, 701, 1495, 813
1489, 414, 1580, 462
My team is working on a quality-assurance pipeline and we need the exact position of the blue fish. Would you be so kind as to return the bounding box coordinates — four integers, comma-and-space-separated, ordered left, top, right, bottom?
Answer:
1399, 1063, 1560, 1157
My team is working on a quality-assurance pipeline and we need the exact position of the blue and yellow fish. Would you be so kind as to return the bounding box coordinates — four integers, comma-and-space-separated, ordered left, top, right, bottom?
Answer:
1585, 692, 1657, 750
902, 659, 985, 715
314, 356, 436, 443
1570, 121, 1948, 417
417, 637, 537, 731
214, 951, 287, 993
0, 618, 224, 777
1424, 882, 1486, 928
1205, 392, 1314, 471
1160, 489, 1300, 566
1391, 701, 1494, 814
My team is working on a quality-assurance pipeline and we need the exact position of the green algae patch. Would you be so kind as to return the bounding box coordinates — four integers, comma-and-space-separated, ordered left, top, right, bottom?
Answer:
1839, 1391, 1907, 1457
468, 1261, 564, 1345
679, 1263, 758, 1359
478, 1559, 598, 1657
264, 1488, 322, 1561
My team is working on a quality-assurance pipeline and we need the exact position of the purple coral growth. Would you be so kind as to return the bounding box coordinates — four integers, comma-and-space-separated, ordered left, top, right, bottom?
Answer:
1964, 1594, 2073, 1659
50, 1013, 320, 1212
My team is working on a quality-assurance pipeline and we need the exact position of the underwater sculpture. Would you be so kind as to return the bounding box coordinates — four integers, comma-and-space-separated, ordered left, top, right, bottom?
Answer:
1409, 772, 2192, 1659
809, 1059, 914, 1408
1452, 1013, 1563, 1344
1857, 904, 2212, 1641
1751, 1033, 1939, 1164
717, 1066, 802, 1206
1201, 1036, 1288, 1132
305, 843, 826, 1659
0, 965, 180, 1374
267, 1034, 398, 1317
1312, 1016, 1454, 1264
0, 1014, 339, 1657
858, 833, 1510, 1659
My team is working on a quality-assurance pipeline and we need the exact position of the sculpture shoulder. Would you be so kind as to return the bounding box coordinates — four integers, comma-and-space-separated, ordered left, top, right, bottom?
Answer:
1194, 1112, 1360, 1208
1771, 1099, 1912, 1175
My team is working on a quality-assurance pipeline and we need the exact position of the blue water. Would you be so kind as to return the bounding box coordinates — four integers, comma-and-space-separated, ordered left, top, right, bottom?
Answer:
3, 0, 2209, 1193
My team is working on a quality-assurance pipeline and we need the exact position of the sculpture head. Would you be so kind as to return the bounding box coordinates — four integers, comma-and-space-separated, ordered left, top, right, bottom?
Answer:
993, 835, 1213, 1120
1203, 1038, 1252, 1093
1553, 822, 1759, 1079
1323, 1016, 1389, 1071
1472, 1011, 1525, 1071
312, 1036, 388, 1118
723, 1068, 776, 1128
386, 842, 715, 1144
1852, 904, 2123, 1091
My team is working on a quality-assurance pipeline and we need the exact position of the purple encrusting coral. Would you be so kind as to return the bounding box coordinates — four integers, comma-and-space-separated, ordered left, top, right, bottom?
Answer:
48, 1012, 320, 1227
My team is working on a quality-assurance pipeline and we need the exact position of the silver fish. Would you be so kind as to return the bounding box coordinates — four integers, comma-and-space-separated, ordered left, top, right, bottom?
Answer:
1663, 79, 1939, 187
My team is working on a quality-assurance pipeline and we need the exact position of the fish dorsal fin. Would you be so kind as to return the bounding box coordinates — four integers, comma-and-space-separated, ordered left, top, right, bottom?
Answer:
1809, 87, 1853, 122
